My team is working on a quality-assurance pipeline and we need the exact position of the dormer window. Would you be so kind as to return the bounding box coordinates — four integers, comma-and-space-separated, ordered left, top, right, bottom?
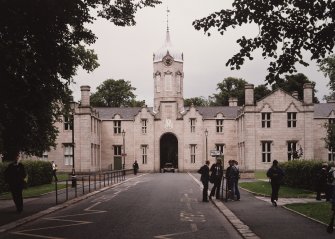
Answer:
261, 113, 271, 128
287, 112, 297, 128
216, 119, 224, 133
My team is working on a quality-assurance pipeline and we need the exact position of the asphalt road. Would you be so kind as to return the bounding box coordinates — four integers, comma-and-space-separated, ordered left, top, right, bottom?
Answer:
0, 173, 242, 239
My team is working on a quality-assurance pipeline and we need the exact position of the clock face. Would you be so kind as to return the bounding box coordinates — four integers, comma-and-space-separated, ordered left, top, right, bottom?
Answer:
163, 57, 173, 66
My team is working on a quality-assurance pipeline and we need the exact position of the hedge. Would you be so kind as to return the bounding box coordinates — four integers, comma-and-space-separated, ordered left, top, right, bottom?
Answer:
280, 160, 334, 191
0, 160, 53, 194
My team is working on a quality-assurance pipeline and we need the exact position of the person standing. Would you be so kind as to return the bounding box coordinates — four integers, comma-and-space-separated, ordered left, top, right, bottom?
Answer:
133, 160, 139, 175
209, 159, 224, 200
226, 160, 239, 200
4, 154, 27, 213
315, 163, 328, 200
266, 160, 285, 207
198, 160, 210, 202
233, 160, 241, 200
52, 161, 58, 182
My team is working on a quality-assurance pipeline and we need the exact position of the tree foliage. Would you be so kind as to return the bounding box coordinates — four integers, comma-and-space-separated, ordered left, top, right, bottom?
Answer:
254, 84, 271, 102
0, 0, 160, 161
271, 73, 319, 103
90, 79, 141, 107
212, 77, 247, 106
324, 122, 335, 152
184, 97, 211, 107
319, 54, 335, 101
193, 0, 335, 84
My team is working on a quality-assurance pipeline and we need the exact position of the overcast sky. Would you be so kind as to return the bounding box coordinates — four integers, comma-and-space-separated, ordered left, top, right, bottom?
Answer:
71, 0, 330, 106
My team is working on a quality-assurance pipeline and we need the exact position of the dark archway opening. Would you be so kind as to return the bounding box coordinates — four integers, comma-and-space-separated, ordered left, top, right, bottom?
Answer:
160, 133, 178, 170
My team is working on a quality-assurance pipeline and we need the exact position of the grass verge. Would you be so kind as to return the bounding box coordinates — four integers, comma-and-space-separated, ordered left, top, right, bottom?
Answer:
0, 183, 66, 200
285, 202, 333, 225
239, 181, 314, 198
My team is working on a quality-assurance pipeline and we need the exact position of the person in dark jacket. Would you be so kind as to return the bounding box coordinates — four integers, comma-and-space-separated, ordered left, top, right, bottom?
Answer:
198, 160, 210, 202
4, 154, 27, 213
315, 163, 328, 200
267, 160, 285, 207
226, 160, 239, 200
133, 160, 139, 175
209, 159, 224, 199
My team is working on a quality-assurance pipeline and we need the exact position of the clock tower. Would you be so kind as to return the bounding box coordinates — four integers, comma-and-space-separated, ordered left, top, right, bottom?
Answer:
152, 28, 184, 115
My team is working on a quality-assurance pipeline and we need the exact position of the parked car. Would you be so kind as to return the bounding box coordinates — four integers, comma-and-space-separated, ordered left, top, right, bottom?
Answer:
163, 163, 175, 173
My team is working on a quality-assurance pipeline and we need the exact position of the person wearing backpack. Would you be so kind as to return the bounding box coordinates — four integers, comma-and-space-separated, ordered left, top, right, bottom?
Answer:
198, 160, 210, 202
315, 163, 328, 200
266, 160, 285, 207
326, 166, 335, 202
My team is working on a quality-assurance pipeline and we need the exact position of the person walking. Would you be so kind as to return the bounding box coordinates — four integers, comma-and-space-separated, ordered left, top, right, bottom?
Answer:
209, 158, 224, 199
133, 160, 139, 175
52, 161, 58, 182
198, 160, 210, 202
315, 163, 328, 200
4, 153, 27, 213
266, 160, 285, 207
326, 166, 335, 201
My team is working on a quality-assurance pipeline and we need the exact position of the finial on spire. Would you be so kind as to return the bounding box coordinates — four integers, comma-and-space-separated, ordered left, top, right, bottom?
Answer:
166, 6, 170, 32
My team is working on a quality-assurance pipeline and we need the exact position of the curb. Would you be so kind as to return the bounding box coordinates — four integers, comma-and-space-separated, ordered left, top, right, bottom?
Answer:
0, 174, 146, 233
187, 173, 260, 239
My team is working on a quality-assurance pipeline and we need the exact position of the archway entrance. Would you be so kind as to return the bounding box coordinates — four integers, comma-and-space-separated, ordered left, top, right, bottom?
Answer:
160, 133, 178, 170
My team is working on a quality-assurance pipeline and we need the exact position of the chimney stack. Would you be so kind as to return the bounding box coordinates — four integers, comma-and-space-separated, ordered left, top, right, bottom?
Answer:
229, 97, 238, 106
303, 83, 313, 105
245, 84, 254, 106
80, 85, 91, 107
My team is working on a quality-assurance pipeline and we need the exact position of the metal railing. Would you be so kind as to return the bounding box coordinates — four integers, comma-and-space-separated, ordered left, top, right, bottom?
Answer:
55, 169, 133, 204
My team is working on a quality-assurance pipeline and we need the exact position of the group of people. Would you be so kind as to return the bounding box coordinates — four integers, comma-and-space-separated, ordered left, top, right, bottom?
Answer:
198, 158, 240, 202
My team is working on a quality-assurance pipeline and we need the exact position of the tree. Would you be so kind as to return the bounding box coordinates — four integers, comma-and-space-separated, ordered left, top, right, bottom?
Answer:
254, 84, 272, 102
193, 0, 335, 84
319, 54, 335, 101
212, 77, 247, 106
184, 97, 211, 107
0, 0, 160, 161
271, 73, 319, 103
90, 79, 139, 107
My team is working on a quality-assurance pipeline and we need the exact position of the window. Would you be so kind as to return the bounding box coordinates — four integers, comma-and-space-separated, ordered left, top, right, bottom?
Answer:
190, 145, 196, 163
329, 147, 335, 162
261, 113, 271, 128
216, 144, 224, 156
141, 145, 148, 164
165, 74, 172, 91
287, 112, 297, 128
141, 119, 147, 134
261, 141, 271, 163
216, 119, 224, 133
190, 118, 196, 133
64, 115, 73, 130
287, 141, 297, 161
40, 152, 48, 161
64, 144, 73, 166
113, 145, 122, 156
113, 121, 121, 134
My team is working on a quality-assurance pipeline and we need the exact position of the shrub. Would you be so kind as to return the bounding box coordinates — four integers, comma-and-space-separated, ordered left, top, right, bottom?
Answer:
0, 160, 53, 194
280, 160, 334, 191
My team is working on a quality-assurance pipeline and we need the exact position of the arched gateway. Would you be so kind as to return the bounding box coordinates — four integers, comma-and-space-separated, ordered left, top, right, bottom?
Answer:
160, 133, 178, 170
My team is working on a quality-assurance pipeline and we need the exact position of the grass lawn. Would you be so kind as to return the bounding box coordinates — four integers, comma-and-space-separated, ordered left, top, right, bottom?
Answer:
239, 181, 314, 198
255, 170, 267, 180
0, 183, 66, 200
286, 202, 333, 225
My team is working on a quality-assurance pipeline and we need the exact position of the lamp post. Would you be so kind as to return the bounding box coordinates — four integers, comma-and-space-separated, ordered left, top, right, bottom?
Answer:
122, 129, 126, 170
70, 101, 76, 187
205, 128, 208, 162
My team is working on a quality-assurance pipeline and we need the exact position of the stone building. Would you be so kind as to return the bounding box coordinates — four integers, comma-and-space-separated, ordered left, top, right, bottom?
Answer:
44, 29, 335, 173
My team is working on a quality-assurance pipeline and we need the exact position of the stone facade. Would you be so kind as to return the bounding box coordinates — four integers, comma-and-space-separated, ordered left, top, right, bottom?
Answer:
41, 30, 335, 173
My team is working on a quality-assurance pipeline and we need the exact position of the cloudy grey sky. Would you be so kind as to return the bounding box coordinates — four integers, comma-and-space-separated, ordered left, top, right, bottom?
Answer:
71, 0, 330, 106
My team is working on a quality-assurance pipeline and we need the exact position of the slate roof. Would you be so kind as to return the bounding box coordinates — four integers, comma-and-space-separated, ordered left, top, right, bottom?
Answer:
187, 106, 241, 119
94, 107, 146, 120
94, 106, 241, 120
314, 103, 335, 118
